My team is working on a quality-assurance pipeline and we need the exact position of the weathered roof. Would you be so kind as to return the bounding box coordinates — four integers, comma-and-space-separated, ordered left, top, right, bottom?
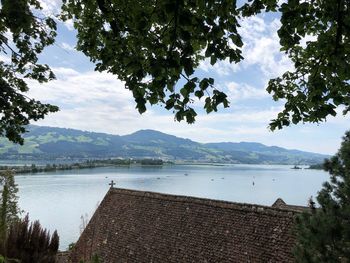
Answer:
272, 198, 287, 207
272, 197, 310, 213
70, 188, 298, 263
56, 251, 70, 263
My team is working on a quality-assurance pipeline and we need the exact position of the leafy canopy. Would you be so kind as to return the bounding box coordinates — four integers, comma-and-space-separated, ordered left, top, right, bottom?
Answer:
294, 131, 350, 262
1, 0, 350, 143
0, 0, 59, 144
267, 0, 350, 130
62, 0, 245, 123
61, 0, 350, 129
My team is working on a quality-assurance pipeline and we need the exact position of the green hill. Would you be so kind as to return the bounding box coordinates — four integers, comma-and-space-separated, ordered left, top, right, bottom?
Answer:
0, 126, 329, 164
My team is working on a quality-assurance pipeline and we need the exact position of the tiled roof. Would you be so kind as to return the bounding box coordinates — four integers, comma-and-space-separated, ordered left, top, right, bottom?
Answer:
56, 251, 70, 263
272, 198, 311, 212
70, 188, 298, 263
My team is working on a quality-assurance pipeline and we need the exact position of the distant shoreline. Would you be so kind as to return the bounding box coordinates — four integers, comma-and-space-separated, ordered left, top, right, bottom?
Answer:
0, 159, 321, 175
0, 159, 173, 175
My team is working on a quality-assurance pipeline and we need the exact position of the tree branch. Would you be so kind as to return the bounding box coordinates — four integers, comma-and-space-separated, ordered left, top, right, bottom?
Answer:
96, 0, 120, 36
169, 0, 180, 53
334, 0, 344, 54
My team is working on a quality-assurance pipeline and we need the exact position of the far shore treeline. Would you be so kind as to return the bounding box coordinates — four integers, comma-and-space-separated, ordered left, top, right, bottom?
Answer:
0, 158, 169, 175
0, 157, 325, 175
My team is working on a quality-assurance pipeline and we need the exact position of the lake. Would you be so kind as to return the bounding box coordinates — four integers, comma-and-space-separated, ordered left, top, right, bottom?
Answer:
15, 164, 328, 250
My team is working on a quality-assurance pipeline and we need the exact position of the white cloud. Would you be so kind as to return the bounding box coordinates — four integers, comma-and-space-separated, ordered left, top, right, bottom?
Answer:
0, 54, 11, 63
39, 0, 75, 31
199, 58, 240, 76
63, 19, 75, 31
239, 17, 293, 78
240, 16, 267, 37
61, 42, 75, 51
27, 69, 133, 107
39, 0, 62, 16
198, 16, 293, 79
25, 67, 276, 139
225, 82, 269, 101
300, 34, 318, 48
52, 67, 80, 77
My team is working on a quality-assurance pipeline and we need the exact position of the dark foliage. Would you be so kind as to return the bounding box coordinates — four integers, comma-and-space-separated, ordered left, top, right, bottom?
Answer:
294, 131, 350, 262
61, 0, 350, 129
4, 214, 59, 263
0, 170, 19, 251
140, 159, 163, 165
0, 0, 58, 144
2, 1, 350, 143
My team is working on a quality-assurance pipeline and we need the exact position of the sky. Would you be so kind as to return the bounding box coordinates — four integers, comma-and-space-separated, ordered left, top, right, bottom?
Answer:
13, 1, 350, 155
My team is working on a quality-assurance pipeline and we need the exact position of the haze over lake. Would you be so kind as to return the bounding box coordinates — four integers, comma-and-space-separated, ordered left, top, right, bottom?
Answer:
16, 164, 328, 250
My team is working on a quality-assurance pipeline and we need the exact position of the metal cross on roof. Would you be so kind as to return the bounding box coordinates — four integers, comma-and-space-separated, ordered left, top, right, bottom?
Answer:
109, 180, 116, 188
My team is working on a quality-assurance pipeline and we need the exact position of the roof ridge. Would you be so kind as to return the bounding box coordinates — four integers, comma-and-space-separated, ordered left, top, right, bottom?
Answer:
108, 188, 298, 217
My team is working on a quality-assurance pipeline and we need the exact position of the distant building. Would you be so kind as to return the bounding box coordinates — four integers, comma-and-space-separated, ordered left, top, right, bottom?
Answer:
69, 189, 307, 262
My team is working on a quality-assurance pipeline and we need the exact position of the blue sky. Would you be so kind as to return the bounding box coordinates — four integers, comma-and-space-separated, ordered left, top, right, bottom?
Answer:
11, 1, 350, 155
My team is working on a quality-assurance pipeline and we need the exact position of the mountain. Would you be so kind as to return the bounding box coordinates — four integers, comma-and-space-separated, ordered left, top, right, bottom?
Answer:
0, 125, 329, 164
205, 142, 325, 164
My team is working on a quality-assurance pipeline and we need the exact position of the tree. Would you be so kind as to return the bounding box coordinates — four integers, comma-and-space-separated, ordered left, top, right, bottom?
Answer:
266, 0, 350, 130
0, 170, 20, 247
61, 0, 350, 130
5, 214, 59, 263
0, 170, 59, 262
294, 131, 350, 262
2, 0, 350, 143
0, 0, 59, 144
61, 0, 240, 124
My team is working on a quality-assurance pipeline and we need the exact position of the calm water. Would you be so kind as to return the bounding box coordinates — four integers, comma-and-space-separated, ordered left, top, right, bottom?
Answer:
15, 164, 328, 250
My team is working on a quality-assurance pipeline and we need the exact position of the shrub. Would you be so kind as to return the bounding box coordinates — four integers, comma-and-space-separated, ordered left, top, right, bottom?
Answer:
4, 214, 59, 263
